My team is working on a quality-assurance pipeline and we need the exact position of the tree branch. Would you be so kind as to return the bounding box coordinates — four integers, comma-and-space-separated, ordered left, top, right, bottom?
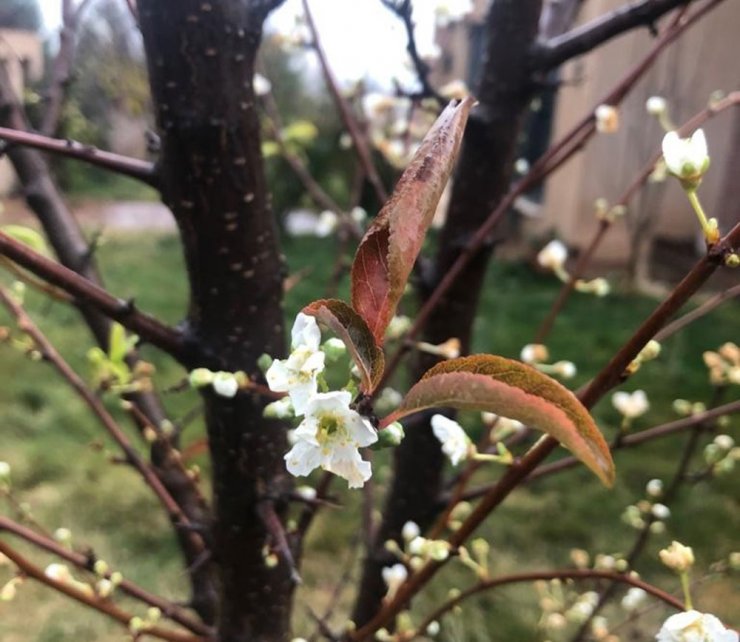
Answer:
533, 0, 702, 71
352, 221, 740, 640
0, 126, 157, 185
0, 231, 193, 363
413, 569, 684, 639
0, 516, 212, 637
302, 0, 389, 203
0, 287, 206, 559
0, 539, 204, 642
380, 0, 442, 102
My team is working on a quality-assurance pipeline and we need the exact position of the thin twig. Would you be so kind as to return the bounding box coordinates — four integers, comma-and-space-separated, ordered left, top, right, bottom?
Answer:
0, 515, 212, 637
0, 126, 157, 185
375, 1, 723, 395
412, 569, 684, 639
0, 286, 206, 560
655, 282, 740, 341
0, 230, 191, 363
380, 0, 442, 102
302, 0, 389, 203
0, 539, 204, 642
351, 221, 740, 640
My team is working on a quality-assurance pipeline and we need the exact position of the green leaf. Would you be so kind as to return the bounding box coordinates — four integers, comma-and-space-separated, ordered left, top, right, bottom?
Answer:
350, 97, 474, 344
382, 355, 615, 487
303, 299, 385, 394
283, 120, 319, 146
0, 225, 49, 256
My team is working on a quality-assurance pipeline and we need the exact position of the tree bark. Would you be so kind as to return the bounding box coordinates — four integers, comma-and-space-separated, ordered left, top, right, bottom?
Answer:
352, 0, 544, 626
137, 2, 293, 640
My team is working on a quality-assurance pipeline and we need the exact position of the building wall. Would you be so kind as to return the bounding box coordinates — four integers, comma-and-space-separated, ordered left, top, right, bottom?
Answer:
0, 29, 43, 196
430, 1, 739, 264
531, 0, 740, 261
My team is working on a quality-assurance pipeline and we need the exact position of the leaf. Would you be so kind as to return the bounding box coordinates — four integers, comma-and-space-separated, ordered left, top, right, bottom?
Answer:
303, 299, 385, 394
0, 225, 49, 256
382, 355, 615, 487
109, 322, 128, 364
350, 97, 475, 344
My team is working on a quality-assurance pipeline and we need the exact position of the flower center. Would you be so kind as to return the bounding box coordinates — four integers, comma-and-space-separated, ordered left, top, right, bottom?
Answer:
317, 413, 347, 447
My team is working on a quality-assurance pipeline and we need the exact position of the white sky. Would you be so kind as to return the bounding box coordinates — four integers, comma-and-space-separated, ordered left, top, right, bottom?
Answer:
38, 0, 439, 90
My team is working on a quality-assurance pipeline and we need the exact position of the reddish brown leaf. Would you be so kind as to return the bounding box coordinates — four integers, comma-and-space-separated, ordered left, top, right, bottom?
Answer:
303, 299, 385, 394
382, 355, 615, 486
351, 97, 475, 343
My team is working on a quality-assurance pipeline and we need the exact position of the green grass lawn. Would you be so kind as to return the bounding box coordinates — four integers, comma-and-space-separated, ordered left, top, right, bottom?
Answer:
0, 233, 738, 641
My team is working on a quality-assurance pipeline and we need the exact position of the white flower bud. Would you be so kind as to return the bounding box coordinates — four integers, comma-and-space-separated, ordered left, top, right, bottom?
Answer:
350, 207, 367, 224
595, 104, 619, 133
520, 343, 549, 364
296, 485, 317, 501
646, 479, 663, 497
537, 240, 567, 271
621, 587, 647, 611
188, 368, 214, 388
0, 461, 11, 482
386, 315, 412, 340
612, 390, 649, 419
213, 372, 239, 398
659, 541, 694, 572
554, 360, 577, 379
263, 397, 295, 419
253, 73, 271, 96
651, 503, 671, 520
402, 521, 420, 542
53, 528, 72, 544
426, 621, 440, 636
381, 563, 408, 598
646, 96, 667, 116
714, 434, 734, 451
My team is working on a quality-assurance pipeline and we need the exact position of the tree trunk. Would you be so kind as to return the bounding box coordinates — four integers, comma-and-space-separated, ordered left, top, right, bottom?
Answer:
138, 1, 293, 640
352, 0, 544, 626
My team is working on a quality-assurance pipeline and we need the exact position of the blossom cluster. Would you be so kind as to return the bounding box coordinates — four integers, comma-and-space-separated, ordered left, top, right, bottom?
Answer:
265, 314, 378, 488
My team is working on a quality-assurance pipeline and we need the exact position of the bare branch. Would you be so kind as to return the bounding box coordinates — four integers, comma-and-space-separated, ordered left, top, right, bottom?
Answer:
655, 282, 740, 341
0, 231, 192, 363
0, 287, 206, 559
302, 0, 389, 203
380, 0, 442, 102
533, 0, 704, 71
0, 539, 205, 642
0, 126, 157, 185
413, 569, 684, 639
0, 516, 212, 637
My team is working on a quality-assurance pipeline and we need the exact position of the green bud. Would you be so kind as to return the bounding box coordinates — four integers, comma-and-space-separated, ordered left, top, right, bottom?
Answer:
373, 422, 404, 449
257, 353, 274, 374
263, 397, 294, 419
188, 368, 214, 388
322, 338, 346, 361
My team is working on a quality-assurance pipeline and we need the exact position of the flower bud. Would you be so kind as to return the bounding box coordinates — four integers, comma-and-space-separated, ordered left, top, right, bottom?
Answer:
188, 368, 214, 388
595, 104, 619, 133
520, 343, 549, 364
212, 371, 239, 398
646, 96, 667, 116
659, 540, 694, 572
646, 478, 663, 498
402, 521, 420, 542
263, 397, 294, 419
322, 338, 346, 362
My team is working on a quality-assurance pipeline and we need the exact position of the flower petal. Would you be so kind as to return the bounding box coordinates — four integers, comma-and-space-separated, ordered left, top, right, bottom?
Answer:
285, 440, 323, 477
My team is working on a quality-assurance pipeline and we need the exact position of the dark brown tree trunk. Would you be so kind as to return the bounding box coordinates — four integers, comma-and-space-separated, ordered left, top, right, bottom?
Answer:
138, 1, 293, 640
352, 0, 544, 626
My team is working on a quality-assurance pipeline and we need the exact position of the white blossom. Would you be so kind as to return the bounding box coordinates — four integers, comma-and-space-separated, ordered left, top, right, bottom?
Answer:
381, 563, 408, 598
520, 343, 549, 364
612, 390, 649, 419
537, 240, 568, 271
431, 415, 471, 466
266, 314, 326, 415
621, 587, 647, 611
554, 360, 577, 379
284, 391, 377, 488
662, 129, 709, 183
651, 503, 671, 520
656, 610, 738, 642
45, 563, 73, 583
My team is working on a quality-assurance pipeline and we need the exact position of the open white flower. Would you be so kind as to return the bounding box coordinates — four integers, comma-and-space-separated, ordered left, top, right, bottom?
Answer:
659, 541, 694, 572
284, 391, 377, 488
662, 129, 709, 184
266, 314, 326, 415
431, 415, 472, 466
656, 610, 737, 642
612, 390, 649, 419
537, 240, 568, 271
